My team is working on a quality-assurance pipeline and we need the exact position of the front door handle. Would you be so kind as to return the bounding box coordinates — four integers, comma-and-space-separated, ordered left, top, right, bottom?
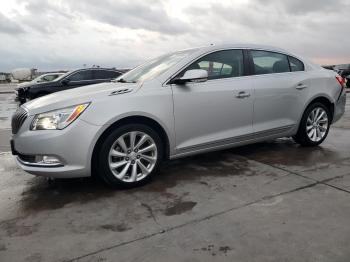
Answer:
236, 91, 250, 98
296, 83, 308, 90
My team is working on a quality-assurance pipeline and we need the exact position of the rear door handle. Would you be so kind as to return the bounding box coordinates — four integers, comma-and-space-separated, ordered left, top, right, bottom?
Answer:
235, 91, 250, 98
296, 83, 308, 90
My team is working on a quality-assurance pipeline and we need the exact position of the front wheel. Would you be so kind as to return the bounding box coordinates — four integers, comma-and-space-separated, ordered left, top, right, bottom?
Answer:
293, 102, 331, 146
98, 124, 163, 188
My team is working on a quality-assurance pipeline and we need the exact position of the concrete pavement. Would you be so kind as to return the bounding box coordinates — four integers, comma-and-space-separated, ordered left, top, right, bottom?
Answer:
0, 84, 17, 94
0, 94, 349, 262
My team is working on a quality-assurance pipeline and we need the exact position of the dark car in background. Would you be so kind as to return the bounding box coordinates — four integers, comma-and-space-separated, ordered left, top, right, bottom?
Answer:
15, 68, 123, 103
337, 69, 350, 89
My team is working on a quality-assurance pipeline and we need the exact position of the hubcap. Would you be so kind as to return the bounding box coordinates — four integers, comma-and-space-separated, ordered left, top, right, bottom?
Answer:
306, 107, 328, 142
108, 131, 158, 183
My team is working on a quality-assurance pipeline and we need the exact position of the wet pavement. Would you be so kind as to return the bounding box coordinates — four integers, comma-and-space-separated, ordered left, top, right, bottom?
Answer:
0, 94, 349, 262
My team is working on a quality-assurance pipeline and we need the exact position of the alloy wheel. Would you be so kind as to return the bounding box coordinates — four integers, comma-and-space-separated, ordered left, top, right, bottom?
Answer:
306, 107, 328, 142
108, 131, 158, 182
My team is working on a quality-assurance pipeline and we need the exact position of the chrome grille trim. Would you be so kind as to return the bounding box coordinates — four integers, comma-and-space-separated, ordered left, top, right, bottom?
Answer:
11, 107, 28, 134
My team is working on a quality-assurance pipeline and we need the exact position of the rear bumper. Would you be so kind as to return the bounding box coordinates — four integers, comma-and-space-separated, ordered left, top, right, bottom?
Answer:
333, 89, 346, 123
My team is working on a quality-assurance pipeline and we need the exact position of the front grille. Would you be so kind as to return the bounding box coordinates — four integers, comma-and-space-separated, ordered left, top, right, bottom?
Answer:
11, 107, 28, 134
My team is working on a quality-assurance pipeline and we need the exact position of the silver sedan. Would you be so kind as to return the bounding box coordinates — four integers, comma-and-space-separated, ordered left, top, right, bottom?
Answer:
11, 44, 347, 187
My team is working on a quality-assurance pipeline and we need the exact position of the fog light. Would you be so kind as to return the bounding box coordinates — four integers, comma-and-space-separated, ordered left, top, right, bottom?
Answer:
35, 155, 62, 165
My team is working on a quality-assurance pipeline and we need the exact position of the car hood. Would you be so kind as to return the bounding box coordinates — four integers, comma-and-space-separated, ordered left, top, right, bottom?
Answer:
15, 80, 55, 91
23, 82, 141, 115
17, 81, 35, 88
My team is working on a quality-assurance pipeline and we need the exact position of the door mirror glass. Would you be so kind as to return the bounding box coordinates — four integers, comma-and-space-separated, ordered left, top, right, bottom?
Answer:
174, 69, 208, 85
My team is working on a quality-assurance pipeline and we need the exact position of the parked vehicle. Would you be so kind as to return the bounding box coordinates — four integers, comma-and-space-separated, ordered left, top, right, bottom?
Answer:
15, 68, 123, 103
338, 69, 350, 78
336, 69, 350, 89
0, 73, 11, 83
11, 68, 37, 81
11, 44, 346, 188
17, 72, 65, 88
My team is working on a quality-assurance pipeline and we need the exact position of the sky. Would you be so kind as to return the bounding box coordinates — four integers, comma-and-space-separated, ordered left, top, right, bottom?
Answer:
0, 0, 349, 72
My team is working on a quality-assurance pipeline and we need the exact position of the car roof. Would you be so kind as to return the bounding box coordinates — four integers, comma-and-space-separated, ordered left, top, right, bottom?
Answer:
40, 72, 65, 76
198, 43, 292, 55
73, 68, 123, 73
186, 43, 311, 67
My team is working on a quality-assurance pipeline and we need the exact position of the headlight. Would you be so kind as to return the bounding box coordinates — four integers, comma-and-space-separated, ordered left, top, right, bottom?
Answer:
31, 103, 90, 130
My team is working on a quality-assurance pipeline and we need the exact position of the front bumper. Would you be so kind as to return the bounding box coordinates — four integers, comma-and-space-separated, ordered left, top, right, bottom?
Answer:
14, 88, 27, 103
12, 116, 102, 178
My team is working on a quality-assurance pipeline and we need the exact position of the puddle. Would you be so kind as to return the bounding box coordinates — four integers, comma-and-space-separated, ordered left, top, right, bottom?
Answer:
100, 223, 132, 232
138, 151, 252, 194
164, 200, 197, 216
20, 177, 117, 213
10, 138, 342, 214
233, 138, 342, 168
0, 218, 39, 237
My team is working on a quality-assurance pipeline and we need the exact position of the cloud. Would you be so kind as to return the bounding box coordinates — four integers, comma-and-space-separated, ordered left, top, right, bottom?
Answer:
0, 0, 349, 71
66, 0, 189, 35
257, 0, 349, 15
0, 13, 25, 34
15, 0, 75, 34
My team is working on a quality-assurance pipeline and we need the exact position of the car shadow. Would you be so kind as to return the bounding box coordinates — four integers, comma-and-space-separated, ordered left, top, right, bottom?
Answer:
18, 138, 342, 213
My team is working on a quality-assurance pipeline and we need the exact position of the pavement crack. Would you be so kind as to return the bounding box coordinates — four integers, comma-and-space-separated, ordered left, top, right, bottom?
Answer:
141, 202, 160, 226
130, 193, 161, 227
65, 180, 320, 262
322, 183, 350, 194
239, 155, 350, 195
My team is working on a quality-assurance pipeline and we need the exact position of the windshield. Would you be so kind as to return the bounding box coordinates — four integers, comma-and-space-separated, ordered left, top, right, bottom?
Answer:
31, 75, 44, 82
54, 71, 73, 81
116, 49, 198, 83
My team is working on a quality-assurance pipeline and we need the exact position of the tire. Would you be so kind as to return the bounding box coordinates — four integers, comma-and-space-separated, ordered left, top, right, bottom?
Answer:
293, 102, 331, 146
97, 124, 163, 188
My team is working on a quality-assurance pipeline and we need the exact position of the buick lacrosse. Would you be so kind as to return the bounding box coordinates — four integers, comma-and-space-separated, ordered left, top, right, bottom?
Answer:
11, 44, 346, 187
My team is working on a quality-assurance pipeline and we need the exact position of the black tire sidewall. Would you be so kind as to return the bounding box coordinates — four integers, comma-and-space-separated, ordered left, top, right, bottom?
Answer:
98, 123, 163, 188
297, 102, 331, 146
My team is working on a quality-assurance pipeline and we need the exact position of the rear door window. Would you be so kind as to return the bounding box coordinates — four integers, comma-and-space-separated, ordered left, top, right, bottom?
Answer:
94, 70, 121, 79
69, 70, 93, 81
251, 50, 290, 75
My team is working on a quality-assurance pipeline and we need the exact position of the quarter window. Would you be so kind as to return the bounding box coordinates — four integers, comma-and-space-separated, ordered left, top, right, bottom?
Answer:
288, 56, 304, 72
251, 50, 290, 75
181, 50, 244, 80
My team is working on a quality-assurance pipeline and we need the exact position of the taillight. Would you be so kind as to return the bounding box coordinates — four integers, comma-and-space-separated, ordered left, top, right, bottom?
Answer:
336, 75, 346, 89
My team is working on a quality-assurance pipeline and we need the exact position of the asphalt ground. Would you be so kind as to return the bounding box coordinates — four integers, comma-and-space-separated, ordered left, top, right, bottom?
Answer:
0, 92, 349, 262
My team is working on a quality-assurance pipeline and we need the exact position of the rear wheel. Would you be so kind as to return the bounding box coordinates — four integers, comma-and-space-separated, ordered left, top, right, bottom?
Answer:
293, 102, 331, 146
98, 124, 163, 188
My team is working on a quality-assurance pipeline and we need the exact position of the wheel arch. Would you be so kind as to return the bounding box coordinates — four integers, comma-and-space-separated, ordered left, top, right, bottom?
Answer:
295, 95, 335, 133
305, 96, 334, 122
91, 115, 171, 176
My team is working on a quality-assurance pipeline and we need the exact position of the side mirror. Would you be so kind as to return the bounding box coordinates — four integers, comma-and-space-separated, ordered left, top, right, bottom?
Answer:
61, 79, 70, 85
173, 69, 208, 85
